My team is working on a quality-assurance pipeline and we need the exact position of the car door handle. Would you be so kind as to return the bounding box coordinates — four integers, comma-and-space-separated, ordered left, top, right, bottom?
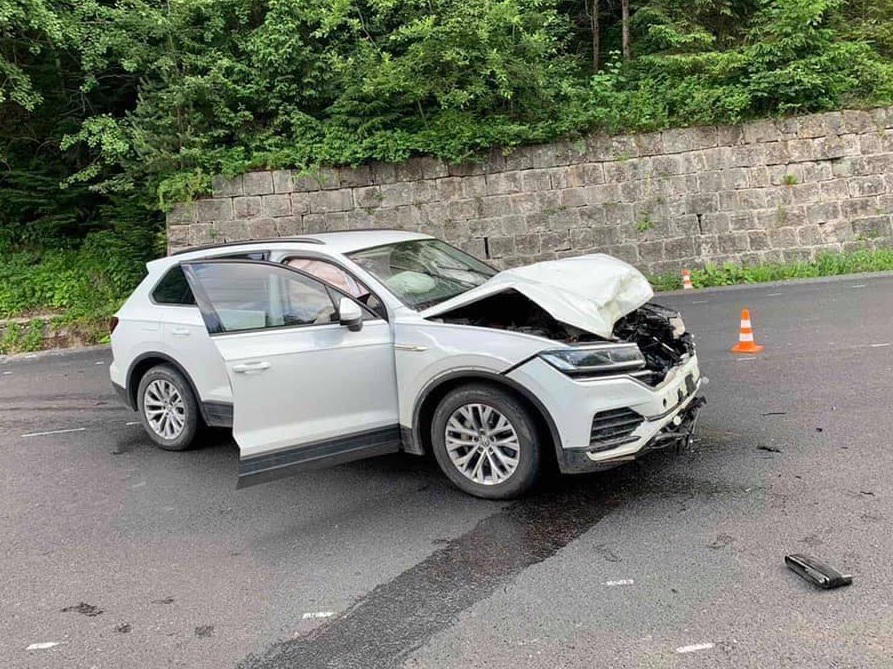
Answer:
232, 362, 271, 374
170, 328, 191, 337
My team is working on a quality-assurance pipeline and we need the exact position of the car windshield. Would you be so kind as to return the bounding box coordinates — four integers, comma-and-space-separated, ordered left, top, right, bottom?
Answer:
347, 239, 497, 310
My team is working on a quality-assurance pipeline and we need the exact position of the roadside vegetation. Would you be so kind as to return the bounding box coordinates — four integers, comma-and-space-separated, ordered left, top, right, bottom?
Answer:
4, 0, 893, 352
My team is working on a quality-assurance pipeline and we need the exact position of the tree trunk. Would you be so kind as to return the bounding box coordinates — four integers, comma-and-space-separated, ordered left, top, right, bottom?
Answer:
621, 0, 631, 61
591, 0, 600, 72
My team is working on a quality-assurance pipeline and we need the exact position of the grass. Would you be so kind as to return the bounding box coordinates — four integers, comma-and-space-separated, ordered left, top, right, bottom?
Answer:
650, 248, 893, 292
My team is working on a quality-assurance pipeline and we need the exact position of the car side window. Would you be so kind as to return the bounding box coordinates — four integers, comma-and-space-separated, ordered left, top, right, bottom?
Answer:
152, 266, 196, 305
189, 261, 378, 334
285, 257, 387, 319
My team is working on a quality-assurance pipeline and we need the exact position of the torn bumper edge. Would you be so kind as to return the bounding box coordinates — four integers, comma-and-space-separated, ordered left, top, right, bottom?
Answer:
557, 388, 707, 475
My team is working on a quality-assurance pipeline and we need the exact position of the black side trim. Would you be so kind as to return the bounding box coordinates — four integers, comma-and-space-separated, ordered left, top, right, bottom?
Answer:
203, 401, 233, 428
410, 370, 563, 464
112, 381, 131, 410
237, 426, 401, 489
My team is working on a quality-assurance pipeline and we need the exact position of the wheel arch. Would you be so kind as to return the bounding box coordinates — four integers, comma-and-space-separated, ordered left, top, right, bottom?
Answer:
410, 370, 562, 464
126, 352, 208, 424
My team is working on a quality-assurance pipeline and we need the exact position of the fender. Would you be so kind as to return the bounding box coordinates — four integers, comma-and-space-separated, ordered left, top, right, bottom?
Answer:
409, 368, 564, 463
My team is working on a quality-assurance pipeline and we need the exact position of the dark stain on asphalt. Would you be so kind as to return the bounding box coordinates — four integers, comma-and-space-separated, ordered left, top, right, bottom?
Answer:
153, 597, 175, 605
238, 475, 635, 669
61, 602, 103, 617
195, 625, 215, 638
115, 623, 132, 633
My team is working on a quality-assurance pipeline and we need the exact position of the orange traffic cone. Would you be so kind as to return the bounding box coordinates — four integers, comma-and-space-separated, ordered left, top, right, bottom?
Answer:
731, 308, 763, 354
682, 269, 694, 290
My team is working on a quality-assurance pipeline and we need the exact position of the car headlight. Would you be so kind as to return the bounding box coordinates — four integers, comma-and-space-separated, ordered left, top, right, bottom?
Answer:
538, 343, 646, 376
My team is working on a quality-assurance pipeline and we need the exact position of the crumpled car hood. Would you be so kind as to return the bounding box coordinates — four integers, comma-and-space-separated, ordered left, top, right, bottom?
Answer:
421, 254, 654, 339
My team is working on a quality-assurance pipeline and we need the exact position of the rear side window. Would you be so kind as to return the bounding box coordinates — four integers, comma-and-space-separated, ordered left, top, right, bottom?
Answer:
152, 266, 196, 305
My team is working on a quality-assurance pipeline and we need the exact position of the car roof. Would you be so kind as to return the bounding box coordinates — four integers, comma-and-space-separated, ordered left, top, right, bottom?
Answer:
163, 229, 434, 266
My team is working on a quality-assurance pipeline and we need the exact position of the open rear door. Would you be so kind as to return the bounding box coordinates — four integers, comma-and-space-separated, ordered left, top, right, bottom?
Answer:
182, 259, 400, 487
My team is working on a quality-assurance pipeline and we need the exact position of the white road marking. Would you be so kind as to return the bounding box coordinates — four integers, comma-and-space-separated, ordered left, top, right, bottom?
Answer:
26, 642, 60, 651
22, 427, 86, 438
870, 343, 891, 348
2, 371, 11, 375
604, 579, 635, 586
852, 284, 867, 289
24, 354, 37, 359
130, 481, 147, 489
691, 300, 710, 304
125, 421, 141, 426
302, 611, 334, 620
766, 292, 783, 297
95, 361, 105, 365
676, 643, 714, 654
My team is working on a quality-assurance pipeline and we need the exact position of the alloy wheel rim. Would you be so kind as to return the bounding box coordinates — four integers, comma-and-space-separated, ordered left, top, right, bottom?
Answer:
445, 403, 520, 485
144, 379, 186, 440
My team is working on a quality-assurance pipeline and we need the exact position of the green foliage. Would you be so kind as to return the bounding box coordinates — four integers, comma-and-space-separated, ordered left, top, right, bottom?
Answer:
650, 248, 893, 291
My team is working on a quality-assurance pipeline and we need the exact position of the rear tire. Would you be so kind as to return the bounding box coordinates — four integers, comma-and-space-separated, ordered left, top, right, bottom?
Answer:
137, 364, 200, 451
430, 384, 541, 499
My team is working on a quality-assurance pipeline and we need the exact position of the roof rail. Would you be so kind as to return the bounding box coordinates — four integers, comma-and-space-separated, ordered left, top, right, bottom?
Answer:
171, 237, 325, 256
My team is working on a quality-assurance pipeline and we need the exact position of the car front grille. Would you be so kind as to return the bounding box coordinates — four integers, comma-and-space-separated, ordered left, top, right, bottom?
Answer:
589, 408, 643, 452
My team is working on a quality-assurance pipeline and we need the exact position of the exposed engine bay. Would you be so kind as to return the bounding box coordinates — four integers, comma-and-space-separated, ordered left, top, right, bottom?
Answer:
433, 290, 694, 385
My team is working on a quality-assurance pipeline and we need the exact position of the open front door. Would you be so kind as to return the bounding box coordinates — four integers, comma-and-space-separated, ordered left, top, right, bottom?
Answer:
182, 259, 400, 487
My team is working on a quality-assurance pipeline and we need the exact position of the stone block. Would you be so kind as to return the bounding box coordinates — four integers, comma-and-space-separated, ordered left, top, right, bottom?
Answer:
603, 244, 639, 264
529, 144, 559, 169
272, 170, 293, 193
743, 118, 780, 143
247, 218, 277, 238
578, 206, 607, 227
853, 215, 893, 239
461, 175, 488, 198
618, 181, 641, 203
418, 203, 451, 226
354, 186, 382, 209
700, 213, 730, 234
487, 236, 516, 258
275, 216, 303, 236
289, 193, 310, 215
339, 165, 374, 188
569, 228, 595, 251
686, 193, 720, 214
661, 128, 694, 154
738, 189, 767, 209
723, 168, 749, 190
371, 162, 398, 184
480, 195, 511, 218
748, 231, 770, 250
797, 225, 822, 246
514, 234, 542, 256
486, 172, 522, 196
842, 110, 876, 134
467, 218, 502, 238
167, 225, 189, 247
806, 202, 842, 225
786, 139, 815, 163
635, 132, 664, 156
504, 147, 534, 172
412, 180, 439, 205
747, 167, 770, 188
233, 196, 261, 219
764, 187, 793, 208
262, 194, 291, 218
716, 124, 745, 146
437, 177, 463, 201
638, 240, 665, 262
718, 191, 738, 211
509, 193, 540, 216
585, 183, 621, 205
729, 212, 757, 231
769, 227, 798, 249
763, 142, 791, 166
212, 174, 244, 197
611, 135, 640, 161
448, 199, 481, 221
602, 202, 634, 225
418, 157, 450, 180
187, 224, 213, 246
831, 157, 862, 178
214, 220, 248, 241
848, 175, 886, 198
521, 169, 552, 192
541, 230, 571, 252
243, 171, 274, 195
652, 155, 686, 176
308, 189, 353, 213
664, 237, 696, 259
196, 198, 233, 222
783, 248, 814, 263
499, 215, 528, 235
697, 171, 724, 193
168, 203, 196, 225
718, 232, 750, 253
801, 162, 834, 182
796, 115, 827, 139
789, 183, 820, 205
379, 182, 413, 208
859, 133, 883, 155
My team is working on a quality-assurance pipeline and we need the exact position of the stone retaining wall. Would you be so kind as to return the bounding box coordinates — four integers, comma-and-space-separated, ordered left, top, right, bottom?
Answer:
168, 107, 893, 275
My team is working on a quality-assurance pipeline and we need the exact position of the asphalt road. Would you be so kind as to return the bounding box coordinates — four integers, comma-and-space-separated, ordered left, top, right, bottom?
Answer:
2, 274, 892, 669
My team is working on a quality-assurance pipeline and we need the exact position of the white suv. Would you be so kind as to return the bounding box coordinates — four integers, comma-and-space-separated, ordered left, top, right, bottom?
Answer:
110, 230, 704, 499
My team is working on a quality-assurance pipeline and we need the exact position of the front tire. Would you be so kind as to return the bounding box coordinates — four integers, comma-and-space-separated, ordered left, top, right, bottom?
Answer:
430, 384, 542, 499
137, 364, 200, 451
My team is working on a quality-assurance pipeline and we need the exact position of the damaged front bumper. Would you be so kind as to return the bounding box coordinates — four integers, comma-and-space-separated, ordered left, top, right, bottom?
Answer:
506, 353, 707, 475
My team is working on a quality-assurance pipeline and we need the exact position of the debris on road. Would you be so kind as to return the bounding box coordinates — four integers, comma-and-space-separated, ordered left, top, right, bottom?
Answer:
115, 623, 132, 633
153, 597, 175, 604
676, 642, 714, 654
707, 534, 735, 549
26, 642, 60, 651
784, 554, 853, 589
761, 412, 787, 416
194, 625, 214, 638
62, 602, 103, 617
604, 579, 635, 586
757, 445, 783, 453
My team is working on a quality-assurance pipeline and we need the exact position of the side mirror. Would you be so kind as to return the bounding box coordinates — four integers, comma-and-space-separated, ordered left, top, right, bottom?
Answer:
338, 297, 364, 332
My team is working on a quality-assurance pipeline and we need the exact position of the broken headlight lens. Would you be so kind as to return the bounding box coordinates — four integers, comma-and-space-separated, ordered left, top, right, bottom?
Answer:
539, 343, 646, 376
